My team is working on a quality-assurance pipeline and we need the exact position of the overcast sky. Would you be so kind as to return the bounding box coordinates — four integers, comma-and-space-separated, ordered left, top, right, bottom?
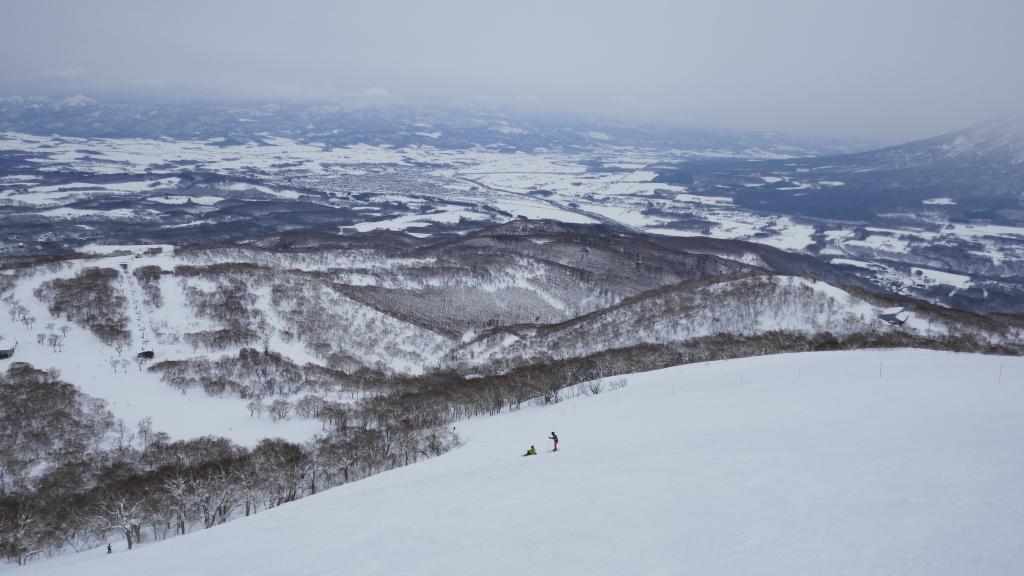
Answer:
2, 0, 1022, 143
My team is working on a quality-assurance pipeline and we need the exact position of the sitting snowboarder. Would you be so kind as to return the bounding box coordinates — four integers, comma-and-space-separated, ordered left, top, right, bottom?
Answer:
523, 445, 537, 456
549, 431, 559, 452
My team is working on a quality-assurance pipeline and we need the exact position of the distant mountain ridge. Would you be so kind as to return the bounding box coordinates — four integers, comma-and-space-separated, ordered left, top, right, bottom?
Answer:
0, 94, 864, 157
863, 115, 1024, 166
817, 114, 1024, 202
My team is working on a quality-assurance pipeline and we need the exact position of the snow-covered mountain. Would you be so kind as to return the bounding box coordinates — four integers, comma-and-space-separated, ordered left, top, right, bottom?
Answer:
2, 221, 1020, 451
715, 114, 1024, 212
859, 114, 1024, 169
15, 349, 1024, 576
449, 274, 976, 369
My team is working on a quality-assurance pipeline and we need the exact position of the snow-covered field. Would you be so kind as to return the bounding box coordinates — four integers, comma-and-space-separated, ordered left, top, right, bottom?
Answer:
17, 349, 1024, 576
4, 130, 1023, 276
4, 128, 1023, 314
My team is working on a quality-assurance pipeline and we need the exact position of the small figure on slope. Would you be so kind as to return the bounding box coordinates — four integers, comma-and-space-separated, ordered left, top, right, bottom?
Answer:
107, 543, 112, 554
523, 445, 537, 457
549, 431, 559, 452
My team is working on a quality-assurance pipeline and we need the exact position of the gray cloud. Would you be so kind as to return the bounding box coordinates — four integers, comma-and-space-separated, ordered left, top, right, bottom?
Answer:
1, 0, 1022, 142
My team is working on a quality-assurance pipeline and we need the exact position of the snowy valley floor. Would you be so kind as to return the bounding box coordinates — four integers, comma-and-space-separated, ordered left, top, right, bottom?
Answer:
14, 349, 1024, 576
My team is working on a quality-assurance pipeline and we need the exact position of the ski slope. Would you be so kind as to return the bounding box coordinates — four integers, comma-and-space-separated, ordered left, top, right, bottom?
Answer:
0, 252, 321, 445
17, 349, 1024, 576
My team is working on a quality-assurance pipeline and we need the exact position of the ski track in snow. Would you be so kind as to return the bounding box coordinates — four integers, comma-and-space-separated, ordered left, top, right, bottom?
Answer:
14, 349, 1024, 576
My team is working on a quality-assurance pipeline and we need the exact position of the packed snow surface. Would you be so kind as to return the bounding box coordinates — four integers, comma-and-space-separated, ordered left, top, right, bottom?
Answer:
17, 349, 1024, 576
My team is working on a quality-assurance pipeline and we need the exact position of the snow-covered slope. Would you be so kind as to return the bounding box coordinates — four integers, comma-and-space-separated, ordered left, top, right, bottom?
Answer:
450, 273, 1017, 368
0, 250, 321, 445
863, 114, 1024, 168
19, 349, 1024, 576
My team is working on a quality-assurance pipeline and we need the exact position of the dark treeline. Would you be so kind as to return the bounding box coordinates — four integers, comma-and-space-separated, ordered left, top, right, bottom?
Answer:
33, 267, 130, 347
155, 328, 1022, 425
132, 265, 163, 308
154, 328, 1024, 434
0, 363, 457, 565
180, 272, 266, 353
336, 328, 1022, 423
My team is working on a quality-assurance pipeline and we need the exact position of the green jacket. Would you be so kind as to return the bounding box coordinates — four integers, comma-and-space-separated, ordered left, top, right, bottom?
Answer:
525, 447, 537, 456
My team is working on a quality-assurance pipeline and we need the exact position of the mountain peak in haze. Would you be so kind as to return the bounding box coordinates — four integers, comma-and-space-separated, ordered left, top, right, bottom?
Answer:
856, 114, 1024, 169
939, 114, 1024, 161
57, 94, 98, 108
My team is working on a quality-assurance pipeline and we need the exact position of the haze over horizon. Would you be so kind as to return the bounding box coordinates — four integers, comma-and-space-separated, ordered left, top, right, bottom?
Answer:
2, 0, 1022, 144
